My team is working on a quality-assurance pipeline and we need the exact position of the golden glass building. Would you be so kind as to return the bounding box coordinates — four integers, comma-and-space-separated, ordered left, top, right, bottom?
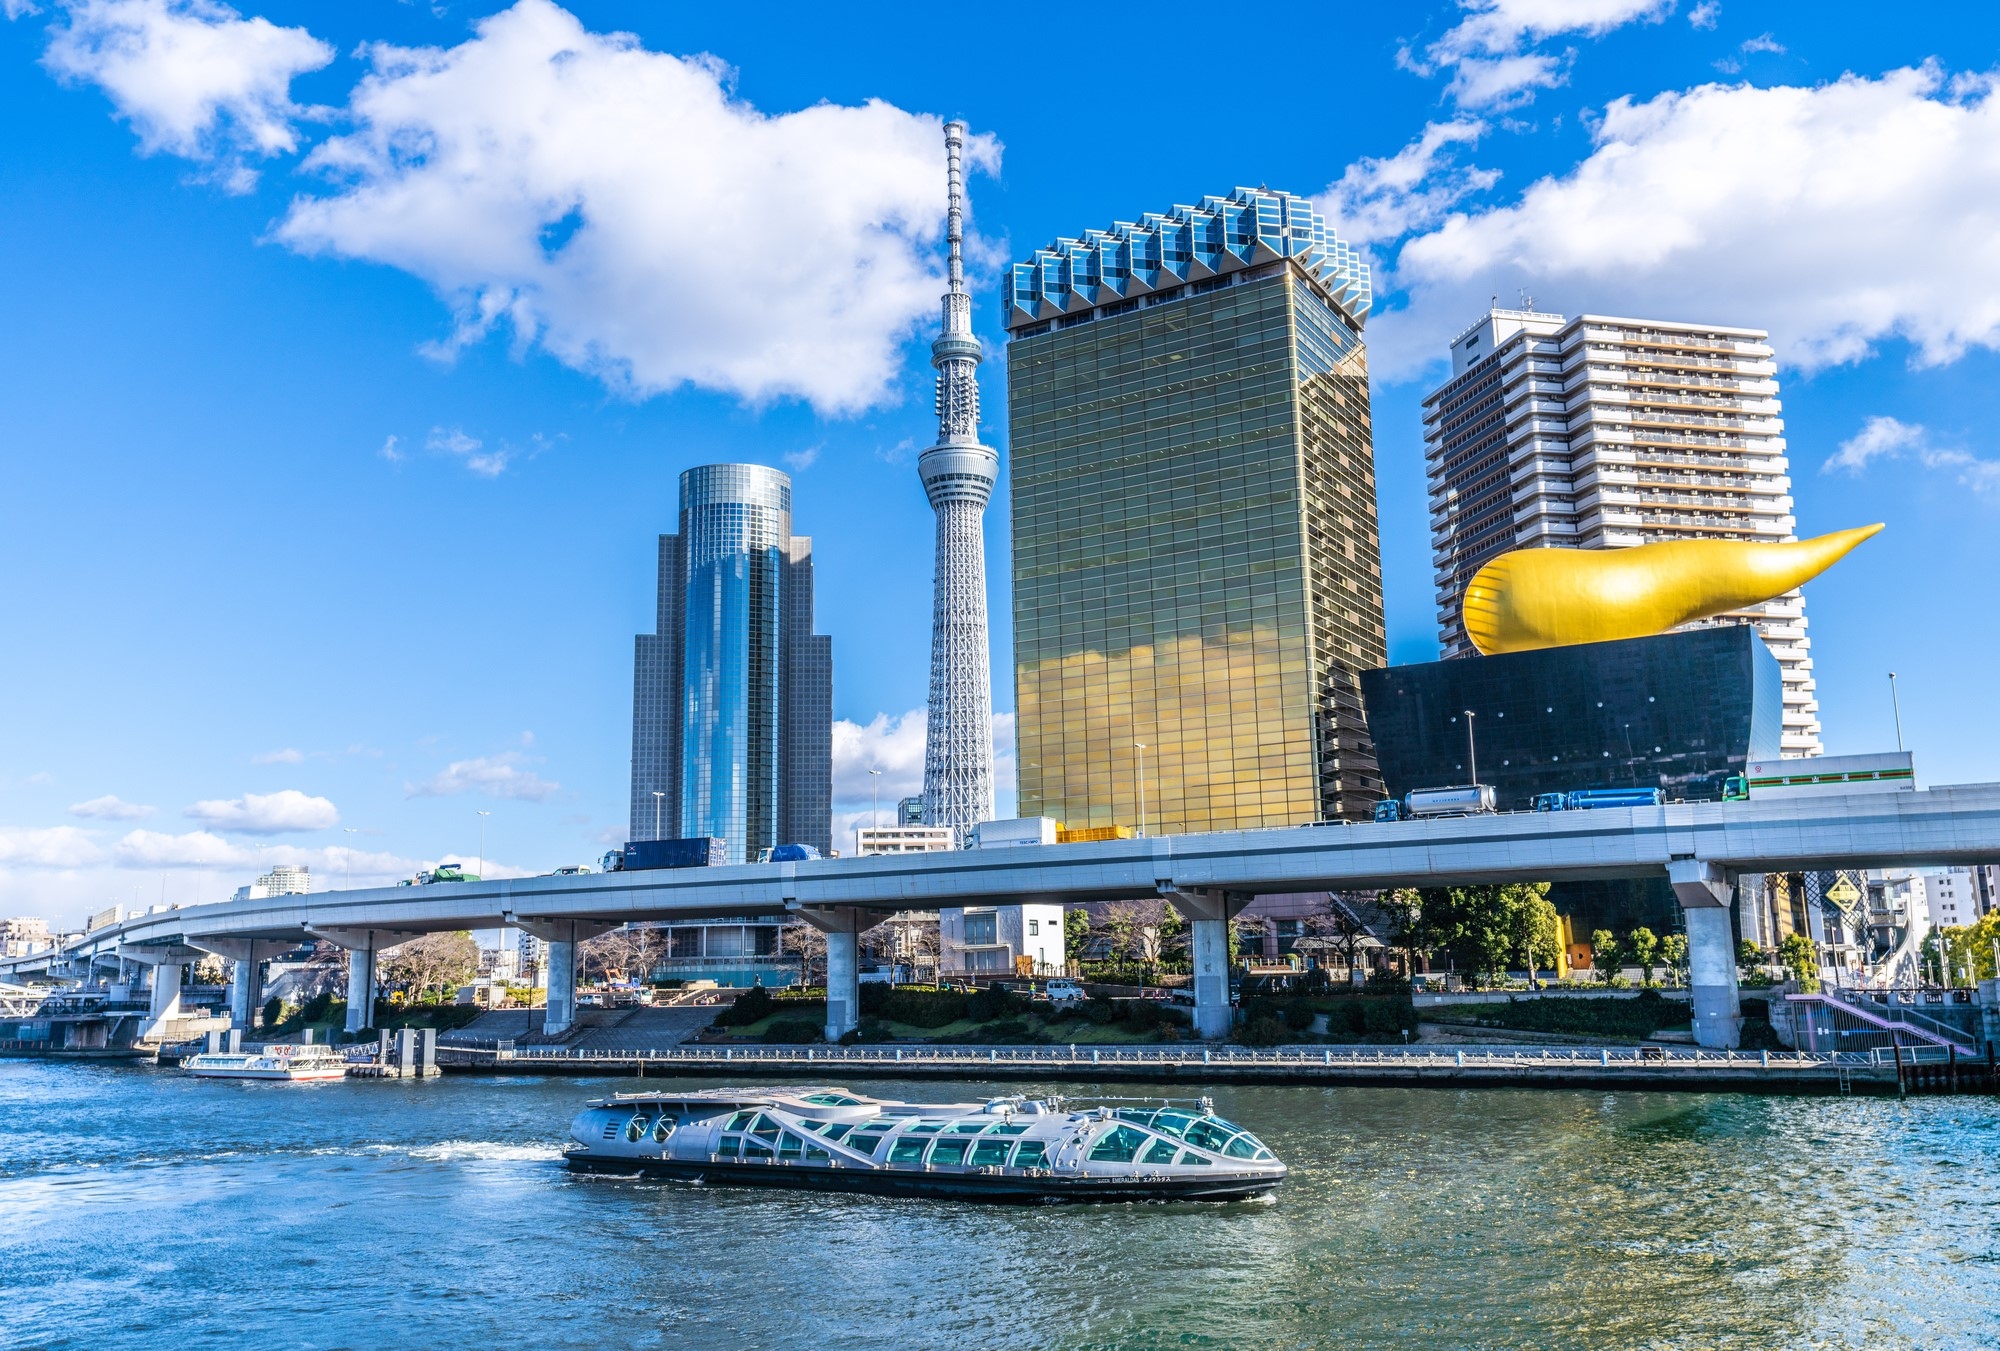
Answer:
1003, 188, 1386, 831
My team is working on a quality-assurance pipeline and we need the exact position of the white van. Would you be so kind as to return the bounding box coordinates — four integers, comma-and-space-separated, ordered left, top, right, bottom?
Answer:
1043, 979, 1086, 1005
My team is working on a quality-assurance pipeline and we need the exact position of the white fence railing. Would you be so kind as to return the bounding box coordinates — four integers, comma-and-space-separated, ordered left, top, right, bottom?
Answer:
451, 1042, 1949, 1072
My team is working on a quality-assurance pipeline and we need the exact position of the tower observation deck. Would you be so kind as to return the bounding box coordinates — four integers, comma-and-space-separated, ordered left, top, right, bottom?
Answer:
918, 121, 997, 844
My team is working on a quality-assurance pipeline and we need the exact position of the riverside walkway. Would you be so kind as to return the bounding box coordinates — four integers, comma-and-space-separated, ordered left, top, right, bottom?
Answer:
435, 1040, 1983, 1095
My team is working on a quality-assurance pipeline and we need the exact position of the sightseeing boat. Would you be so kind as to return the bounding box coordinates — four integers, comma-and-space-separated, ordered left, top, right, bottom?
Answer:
564, 1086, 1285, 1203
179, 1043, 350, 1081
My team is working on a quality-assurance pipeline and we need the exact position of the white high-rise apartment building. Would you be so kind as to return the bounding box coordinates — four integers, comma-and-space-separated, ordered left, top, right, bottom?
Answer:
1423, 309, 1819, 755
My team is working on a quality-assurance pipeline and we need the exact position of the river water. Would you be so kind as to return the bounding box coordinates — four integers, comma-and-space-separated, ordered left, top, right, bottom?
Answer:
1, 1061, 1995, 1350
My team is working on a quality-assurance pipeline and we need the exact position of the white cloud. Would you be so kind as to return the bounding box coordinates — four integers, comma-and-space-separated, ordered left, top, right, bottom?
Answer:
5, 1, 45, 20
1380, 65, 2000, 380
1317, 118, 1499, 246
68, 794, 156, 820
409, 753, 558, 803
274, 0, 992, 415
184, 788, 339, 833
1825, 415, 2000, 498
115, 827, 249, 867
426, 425, 508, 477
1687, 1, 1718, 28
252, 746, 303, 764
830, 707, 1017, 830
378, 433, 403, 464
1405, 0, 1675, 109
42, 0, 332, 190
1740, 32, 1785, 55
783, 444, 821, 472
0, 826, 103, 868
1826, 415, 1925, 474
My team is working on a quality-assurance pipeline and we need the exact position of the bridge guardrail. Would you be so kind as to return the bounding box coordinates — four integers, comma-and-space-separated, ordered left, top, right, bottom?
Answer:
452, 1041, 1945, 1071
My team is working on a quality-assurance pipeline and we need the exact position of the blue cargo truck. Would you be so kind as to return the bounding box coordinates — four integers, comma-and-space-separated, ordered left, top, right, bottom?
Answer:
1532, 787, 1664, 812
609, 837, 729, 872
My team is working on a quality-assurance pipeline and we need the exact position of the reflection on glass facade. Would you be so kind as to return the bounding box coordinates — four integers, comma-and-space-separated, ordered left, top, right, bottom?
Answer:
1006, 189, 1386, 832
1359, 626, 1783, 809
630, 465, 832, 863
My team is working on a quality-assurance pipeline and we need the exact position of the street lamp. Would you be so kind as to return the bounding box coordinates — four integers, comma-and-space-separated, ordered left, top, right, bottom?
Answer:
1888, 672, 1904, 752
1463, 711, 1479, 785
477, 810, 490, 879
652, 790, 665, 841
342, 828, 357, 890
869, 768, 882, 829
1134, 742, 1149, 838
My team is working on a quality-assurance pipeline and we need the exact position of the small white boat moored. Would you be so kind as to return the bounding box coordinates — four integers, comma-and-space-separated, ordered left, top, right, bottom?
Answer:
180, 1043, 350, 1081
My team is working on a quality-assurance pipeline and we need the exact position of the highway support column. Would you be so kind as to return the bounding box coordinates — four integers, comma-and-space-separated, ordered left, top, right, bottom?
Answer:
189, 938, 277, 1029
308, 927, 424, 1037
145, 958, 186, 1039
1163, 887, 1244, 1040
793, 905, 868, 1043
508, 918, 616, 1037
1670, 859, 1743, 1050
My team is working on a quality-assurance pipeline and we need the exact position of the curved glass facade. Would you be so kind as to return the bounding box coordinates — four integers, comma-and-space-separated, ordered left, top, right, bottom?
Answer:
679, 465, 788, 862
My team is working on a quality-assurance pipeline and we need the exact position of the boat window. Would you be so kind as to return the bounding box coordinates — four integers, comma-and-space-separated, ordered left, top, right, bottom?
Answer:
625, 1115, 652, 1142
652, 1116, 677, 1144
1088, 1126, 1148, 1163
798, 1119, 826, 1131
717, 1136, 741, 1158
818, 1122, 854, 1140
907, 1122, 944, 1134
929, 1139, 971, 1166
802, 1093, 865, 1106
1183, 1120, 1232, 1153
1152, 1111, 1194, 1139
1223, 1134, 1261, 1160
805, 1145, 830, 1162
969, 1140, 1011, 1167
889, 1139, 929, 1165
992, 1123, 1030, 1136
1176, 1150, 1212, 1167
950, 1122, 987, 1134
725, 1111, 758, 1131
778, 1133, 804, 1157
1140, 1138, 1179, 1165
750, 1115, 782, 1140
1011, 1140, 1049, 1169
742, 1140, 774, 1159
848, 1132, 889, 1155
1114, 1109, 1155, 1125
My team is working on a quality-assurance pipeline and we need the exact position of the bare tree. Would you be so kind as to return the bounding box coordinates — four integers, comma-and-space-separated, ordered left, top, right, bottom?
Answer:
581, 926, 660, 984
1304, 893, 1377, 977
379, 931, 480, 1004
782, 922, 828, 988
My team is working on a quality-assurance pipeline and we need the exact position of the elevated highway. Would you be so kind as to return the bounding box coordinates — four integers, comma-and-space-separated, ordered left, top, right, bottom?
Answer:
16, 782, 2000, 1048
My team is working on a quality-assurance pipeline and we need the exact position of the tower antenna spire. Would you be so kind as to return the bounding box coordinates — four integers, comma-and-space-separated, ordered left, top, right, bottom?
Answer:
918, 119, 998, 845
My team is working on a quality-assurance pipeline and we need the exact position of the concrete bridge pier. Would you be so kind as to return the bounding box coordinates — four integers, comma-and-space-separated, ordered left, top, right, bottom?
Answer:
793, 906, 869, 1042
309, 927, 422, 1036
190, 938, 280, 1028
1163, 887, 1245, 1040
509, 917, 615, 1036
1670, 860, 1743, 1050
146, 959, 186, 1037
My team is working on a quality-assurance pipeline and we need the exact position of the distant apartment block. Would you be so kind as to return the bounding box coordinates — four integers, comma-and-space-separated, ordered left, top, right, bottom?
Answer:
855, 826, 955, 856
1423, 310, 1820, 755
232, 864, 310, 902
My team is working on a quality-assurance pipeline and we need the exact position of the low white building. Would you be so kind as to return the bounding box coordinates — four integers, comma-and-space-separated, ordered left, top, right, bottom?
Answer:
0, 917, 51, 958
941, 904, 1066, 977
1924, 868, 1979, 930
855, 826, 954, 856
232, 864, 311, 903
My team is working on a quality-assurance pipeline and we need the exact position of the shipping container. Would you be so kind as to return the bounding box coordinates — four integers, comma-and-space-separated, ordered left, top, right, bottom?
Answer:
1404, 785, 1496, 818
621, 837, 729, 871
970, 817, 1058, 848
1532, 787, 1665, 812
1741, 752, 1914, 800
762, 843, 823, 863
1056, 824, 1133, 844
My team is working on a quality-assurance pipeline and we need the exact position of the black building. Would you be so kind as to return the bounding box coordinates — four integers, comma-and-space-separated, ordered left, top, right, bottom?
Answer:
1360, 626, 1782, 810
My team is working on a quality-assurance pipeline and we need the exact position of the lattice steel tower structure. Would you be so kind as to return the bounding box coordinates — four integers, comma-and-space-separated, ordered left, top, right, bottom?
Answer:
918, 121, 996, 844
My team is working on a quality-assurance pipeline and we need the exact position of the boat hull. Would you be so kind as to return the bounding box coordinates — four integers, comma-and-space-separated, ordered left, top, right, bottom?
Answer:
565, 1153, 1280, 1204
184, 1066, 349, 1081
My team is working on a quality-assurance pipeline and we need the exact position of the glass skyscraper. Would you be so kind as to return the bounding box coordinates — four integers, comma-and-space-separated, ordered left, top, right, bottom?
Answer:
1004, 188, 1387, 831
630, 464, 832, 862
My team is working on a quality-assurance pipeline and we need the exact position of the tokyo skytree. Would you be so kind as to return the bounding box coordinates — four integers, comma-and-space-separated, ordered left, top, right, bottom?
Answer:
918, 121, 996, 845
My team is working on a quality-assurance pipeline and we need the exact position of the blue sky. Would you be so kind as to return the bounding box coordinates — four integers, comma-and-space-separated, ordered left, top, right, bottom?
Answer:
4, 0, 1999, 928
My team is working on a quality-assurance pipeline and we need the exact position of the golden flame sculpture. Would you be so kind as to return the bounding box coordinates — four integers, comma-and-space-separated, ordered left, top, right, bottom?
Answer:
1461, 525, 1884, 656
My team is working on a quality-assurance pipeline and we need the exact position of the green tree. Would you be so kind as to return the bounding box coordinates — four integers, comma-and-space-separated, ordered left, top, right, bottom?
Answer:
1776, 932, 1820, 993
1511, 884, 1561, 986
1382, 888, 1428, 975
1628, 927, 1660, 986
1737, 938, 1764, 968
1590, 929, 1621, 985
1660, 933, 1689, 985
1454, 884, 1525, 986
1063, 908, 1090, 969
